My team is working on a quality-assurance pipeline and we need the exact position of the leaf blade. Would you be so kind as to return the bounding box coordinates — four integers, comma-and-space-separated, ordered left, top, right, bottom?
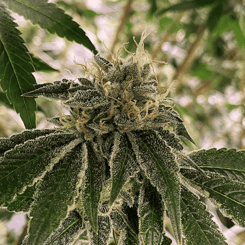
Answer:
0, 3, 36, 129
81, 142, 105, 233
0, 132, 77, 206
25, 140, 84, 245
181, 188, 228, 245
3, 0, 97, 53
109, 132, 140, 206
128, 130, 182, 244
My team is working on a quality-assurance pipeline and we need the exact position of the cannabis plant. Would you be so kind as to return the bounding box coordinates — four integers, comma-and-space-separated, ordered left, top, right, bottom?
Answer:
0, 1, 245, 244
1, 30, 245, 245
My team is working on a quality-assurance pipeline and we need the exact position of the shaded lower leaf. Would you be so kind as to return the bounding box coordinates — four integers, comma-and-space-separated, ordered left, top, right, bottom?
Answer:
25, 141, 85, 245
87, 215, 111, 245
109, 132, 140, 206
46, 209, 85, 245
127, 130, 182, 244
181, 188, 227, 245
0, 132, 77, 206
138, 178, 165, 245
81, 142, 105, 233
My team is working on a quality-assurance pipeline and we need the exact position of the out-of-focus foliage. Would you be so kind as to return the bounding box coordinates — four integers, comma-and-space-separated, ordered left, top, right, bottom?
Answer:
0, 0, 245, 244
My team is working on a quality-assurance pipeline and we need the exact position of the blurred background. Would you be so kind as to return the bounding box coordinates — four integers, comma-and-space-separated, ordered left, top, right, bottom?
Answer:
0, 0, 245, 244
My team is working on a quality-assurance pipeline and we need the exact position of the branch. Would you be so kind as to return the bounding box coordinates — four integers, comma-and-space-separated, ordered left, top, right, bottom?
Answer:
151, 13, 184, 60
173, 25, 206, 88
107, 0, 133, 60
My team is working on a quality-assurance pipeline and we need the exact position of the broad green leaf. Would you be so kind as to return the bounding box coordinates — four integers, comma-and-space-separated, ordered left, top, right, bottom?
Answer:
0, 132, 77, 206
229, 18, 245, 49
3, 0, 97, 54
30, 53, 58, 72
81, 142, 105, 233
181, 188, 228, 245
188, 148, 245, 183
213, 15, 230, 36
127, 130, 182, 244
0, 128, 55, 156
45, 210, 85, 245
7, 184, 36, 212
25, 141, 84, 245
192, 63, 212, 80
109, 132, 140, 206
182, 169, 245, 227
138, 179, 165, 245
206, 3, 224, 32
87, 215, 111, 245
0, 3, 36, 129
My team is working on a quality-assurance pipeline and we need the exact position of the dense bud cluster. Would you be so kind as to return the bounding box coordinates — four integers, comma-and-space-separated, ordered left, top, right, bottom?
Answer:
24, 35, 192, 144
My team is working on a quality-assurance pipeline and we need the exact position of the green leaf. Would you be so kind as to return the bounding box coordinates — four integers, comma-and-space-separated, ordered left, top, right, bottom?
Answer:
157, 0, 215, 16
81, 142, 105, 234
181, 188, 228, 245
206, 3, 224, 32
175, 123, 196, 145
22, 79, 79, 100
87, 215, 111, 245
7, 184, 36, 212
212, 14, 230, 36
188, 148, 245, 183
229, 18, 245, 49
127, 130, 182, 244
182, 169, 245, 227
0, 3, 36, 129
3, 0, 97, 54
0, 132, 77, 206
138, 179, 165, 245
30, 53, 58, 72
0, 128, 55, 157
109, 132, 140, 206
156, 128, 183, 151
46, 210, 85, 245
25, 140, 84, 245
192, 63, 213, 80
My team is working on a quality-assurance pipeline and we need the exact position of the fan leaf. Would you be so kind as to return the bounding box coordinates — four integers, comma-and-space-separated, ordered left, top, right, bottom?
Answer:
45, 209, 85, 245
138, 178, 165, 245
0, 128, 55, 157
3, 0, 97, 53
25, 140, 84, 245
81, 142, 105, 234
0, 132, 77, 206
188, 148, 245, 183
181, 188, 228, 245
0, 3, 36, 129
109, 132, 140, 206
182, 169, 245, 227
127, 130, 182, 244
